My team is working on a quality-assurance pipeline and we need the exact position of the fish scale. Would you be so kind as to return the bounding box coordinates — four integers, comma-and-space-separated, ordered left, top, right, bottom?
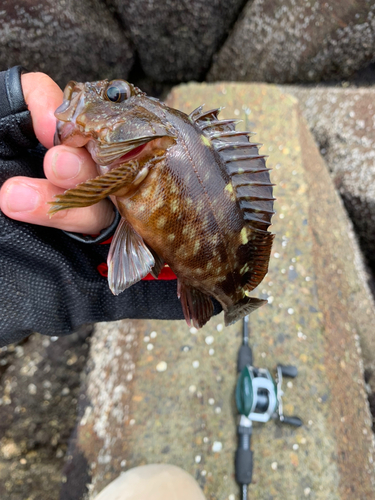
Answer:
49, 78, 275, 328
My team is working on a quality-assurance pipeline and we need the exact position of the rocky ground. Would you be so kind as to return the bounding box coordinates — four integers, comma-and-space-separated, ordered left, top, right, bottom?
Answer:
0, 327, 93, 500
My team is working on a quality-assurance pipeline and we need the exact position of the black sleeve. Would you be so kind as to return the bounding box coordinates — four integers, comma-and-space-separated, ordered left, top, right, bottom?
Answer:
0, 67, 222, 346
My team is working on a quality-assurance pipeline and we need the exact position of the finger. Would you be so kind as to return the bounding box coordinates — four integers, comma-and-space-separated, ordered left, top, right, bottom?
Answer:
21, 72, 63, 149
0, 177, 115, 234
44, 145, 98, 189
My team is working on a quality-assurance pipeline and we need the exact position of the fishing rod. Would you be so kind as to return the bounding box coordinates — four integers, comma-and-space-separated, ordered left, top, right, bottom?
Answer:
235, 316, 303, 500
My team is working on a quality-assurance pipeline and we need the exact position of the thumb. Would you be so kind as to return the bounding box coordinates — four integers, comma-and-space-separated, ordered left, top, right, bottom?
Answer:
21, 72, 63, 149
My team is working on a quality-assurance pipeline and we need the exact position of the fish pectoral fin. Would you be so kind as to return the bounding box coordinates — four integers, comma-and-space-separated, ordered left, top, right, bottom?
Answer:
107, 217, 155, 295
224, 296, 267, 326
177, 281, 213, 329
48, 161, 140, 216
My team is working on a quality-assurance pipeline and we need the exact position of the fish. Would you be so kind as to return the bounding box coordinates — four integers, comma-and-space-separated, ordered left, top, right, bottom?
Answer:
49, 78, 275, 328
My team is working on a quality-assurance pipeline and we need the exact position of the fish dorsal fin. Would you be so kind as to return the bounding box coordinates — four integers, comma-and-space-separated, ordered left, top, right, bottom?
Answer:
191, 105, 275, 292
191, 106, 275, 233
107, 218, 155, 295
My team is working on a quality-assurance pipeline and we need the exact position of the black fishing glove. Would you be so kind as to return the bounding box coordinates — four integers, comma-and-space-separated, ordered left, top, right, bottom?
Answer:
0, 66, 222, 346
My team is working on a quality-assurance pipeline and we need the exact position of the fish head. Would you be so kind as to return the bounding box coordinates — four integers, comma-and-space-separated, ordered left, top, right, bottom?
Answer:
55, 79, 176, 168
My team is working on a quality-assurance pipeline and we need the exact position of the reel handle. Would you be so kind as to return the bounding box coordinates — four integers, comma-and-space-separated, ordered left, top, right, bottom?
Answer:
280, 415, 303, 427
278, 364, 298, 378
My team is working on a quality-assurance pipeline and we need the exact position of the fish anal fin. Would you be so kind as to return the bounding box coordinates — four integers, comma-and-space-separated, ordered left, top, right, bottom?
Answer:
107, 218, 155, 295
48, 161, 140, 216
178, 281, 214, 329
224, 296, 267, 326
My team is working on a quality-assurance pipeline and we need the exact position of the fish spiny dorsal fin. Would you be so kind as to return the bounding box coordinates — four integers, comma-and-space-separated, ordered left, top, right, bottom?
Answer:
190, 106, 222, 128
190, 106, 275, 292
191, 106, 275, 231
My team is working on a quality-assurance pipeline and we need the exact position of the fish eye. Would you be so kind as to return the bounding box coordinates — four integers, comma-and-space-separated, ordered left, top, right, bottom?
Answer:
105, 80, 132, 103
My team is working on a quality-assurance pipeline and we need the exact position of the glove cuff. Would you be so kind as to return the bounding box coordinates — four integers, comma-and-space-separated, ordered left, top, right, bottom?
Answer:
62, 205, 121, 244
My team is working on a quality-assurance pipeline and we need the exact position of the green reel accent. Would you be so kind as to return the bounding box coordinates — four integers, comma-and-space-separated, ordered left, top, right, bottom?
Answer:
236, 366, 254, 416
236, 366, 278, 423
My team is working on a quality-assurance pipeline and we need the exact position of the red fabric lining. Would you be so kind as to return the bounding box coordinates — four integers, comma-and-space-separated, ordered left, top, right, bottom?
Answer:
96, 262, 177, 280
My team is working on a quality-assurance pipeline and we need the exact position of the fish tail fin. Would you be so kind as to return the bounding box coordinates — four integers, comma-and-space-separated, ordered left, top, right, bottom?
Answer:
224, 296, 267, 326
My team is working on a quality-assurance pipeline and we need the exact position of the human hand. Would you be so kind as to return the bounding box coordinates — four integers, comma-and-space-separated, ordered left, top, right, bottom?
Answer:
0, 72, 114, 234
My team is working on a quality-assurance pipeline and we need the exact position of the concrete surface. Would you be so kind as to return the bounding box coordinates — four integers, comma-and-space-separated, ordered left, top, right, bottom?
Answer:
281, 85, 375, 278
61, 83, 375, 500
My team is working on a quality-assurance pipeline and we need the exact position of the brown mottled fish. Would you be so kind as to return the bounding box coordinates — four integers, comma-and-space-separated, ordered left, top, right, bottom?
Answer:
49, 79, 275, 328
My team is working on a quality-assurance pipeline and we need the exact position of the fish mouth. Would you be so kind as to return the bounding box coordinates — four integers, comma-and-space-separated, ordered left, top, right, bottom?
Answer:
118, 143, 148, 162
54, 82, 92, 147
96, 137, 173, 175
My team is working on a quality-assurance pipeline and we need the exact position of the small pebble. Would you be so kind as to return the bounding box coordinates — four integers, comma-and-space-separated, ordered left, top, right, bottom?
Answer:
189, 385, 196, 394
215, 407, 222, 414
203, 436, 209, 443
61, 387, 70, 396
304, 487, 311, 496
287, 381, 293, 388
147, 343, 154, 351
129, 419, 135, 426
205, 335, 214, 345
192, 360, 200, 368
190, 327, 198, 334
20, 458, 27, 465
208, 398, 215, 405
288, 308, 294, 315
156, 361, 167, 372
51, 336, 59, 342
150, 331, 157, 339
143, 336, 150, 342
195, 455, 201, 463
212, 441, 222, 452
274, 252, 280, 258
121, 460, 127, 467
228, 495, 235, 500
28, 384, 37, 395
209, 348, 215, 356
293, 444, 299, 450
201, 470, 207, 476
216, 324, 223, 332
271, 462, 278, 470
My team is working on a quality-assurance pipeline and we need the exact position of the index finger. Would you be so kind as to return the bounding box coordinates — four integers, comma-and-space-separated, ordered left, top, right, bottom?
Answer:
21, 72, 63, 149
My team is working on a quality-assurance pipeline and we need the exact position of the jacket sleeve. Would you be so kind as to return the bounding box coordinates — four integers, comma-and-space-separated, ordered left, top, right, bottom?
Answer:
0, 67, 217, 346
